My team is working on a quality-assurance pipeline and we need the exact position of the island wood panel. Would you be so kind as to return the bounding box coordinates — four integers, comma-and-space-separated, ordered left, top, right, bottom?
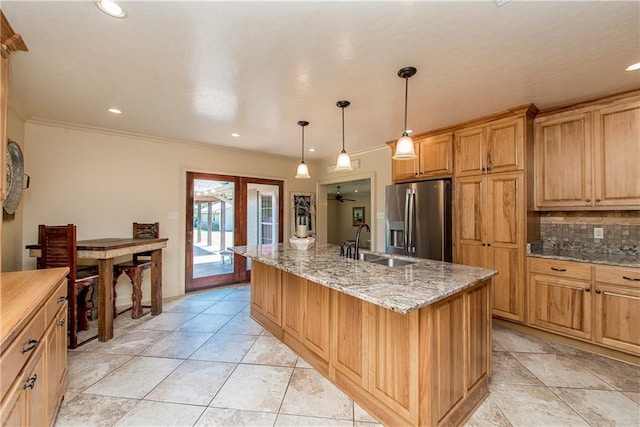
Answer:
419, 279, 492, 426
433, 294, 465, 422
302, 280, 330, 361
593, 100, 640, 207
466, 283, 490, 390
249, 261, 493, 426
250, 262, 282, 336
331, 290, 367, 387
368, 305, 419, 423
282, 272, 304, 337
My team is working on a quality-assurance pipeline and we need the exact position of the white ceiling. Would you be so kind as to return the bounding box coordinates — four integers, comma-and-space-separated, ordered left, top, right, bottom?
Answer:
3, 1, 639, 162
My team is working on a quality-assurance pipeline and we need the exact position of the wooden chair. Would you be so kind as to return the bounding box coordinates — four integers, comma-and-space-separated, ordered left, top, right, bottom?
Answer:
38, 224, 99, 349
113, 222, 159, 319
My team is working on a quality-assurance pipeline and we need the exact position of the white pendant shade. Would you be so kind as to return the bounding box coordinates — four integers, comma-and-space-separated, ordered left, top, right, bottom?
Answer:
295, 161, 311, 179
392, 135, 417, 160
335, 151, 353, 171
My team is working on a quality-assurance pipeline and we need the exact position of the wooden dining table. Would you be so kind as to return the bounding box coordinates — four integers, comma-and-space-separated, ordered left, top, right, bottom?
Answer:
26, 237, 168, 342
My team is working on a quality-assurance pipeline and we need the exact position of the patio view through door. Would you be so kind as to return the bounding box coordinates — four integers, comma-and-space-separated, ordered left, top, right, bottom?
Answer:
186, 172, 283, 292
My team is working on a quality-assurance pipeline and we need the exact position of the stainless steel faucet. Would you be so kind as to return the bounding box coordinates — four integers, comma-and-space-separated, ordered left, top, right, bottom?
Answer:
354, 223, 370, 260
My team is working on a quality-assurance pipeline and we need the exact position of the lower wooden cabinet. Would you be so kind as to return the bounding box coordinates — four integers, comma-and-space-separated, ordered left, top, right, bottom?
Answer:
527, 258, 640, 355
529, 273, 592, 340
250, 261, 282, 330
1, 268, 69, 426
282, 272, 330, 362
250, 261, 492, 426
593, 265, 640, 354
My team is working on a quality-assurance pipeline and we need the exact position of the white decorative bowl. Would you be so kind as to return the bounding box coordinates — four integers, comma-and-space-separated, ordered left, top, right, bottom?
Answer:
289, 236, 315, 250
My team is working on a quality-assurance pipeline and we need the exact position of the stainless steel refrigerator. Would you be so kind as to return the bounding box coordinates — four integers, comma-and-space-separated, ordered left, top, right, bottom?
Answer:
385, 179, 452, 262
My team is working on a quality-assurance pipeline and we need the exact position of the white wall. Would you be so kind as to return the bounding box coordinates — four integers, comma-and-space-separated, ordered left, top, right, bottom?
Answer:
2, 106, 27, 272
14, 120, 314, 300
313, 147, 392, 253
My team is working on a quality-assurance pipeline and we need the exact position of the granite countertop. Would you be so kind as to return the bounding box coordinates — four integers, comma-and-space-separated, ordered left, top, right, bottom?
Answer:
232, 243, 497, 314
527, 247, 640, 268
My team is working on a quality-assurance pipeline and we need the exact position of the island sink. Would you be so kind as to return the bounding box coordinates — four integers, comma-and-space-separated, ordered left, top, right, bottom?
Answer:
357, 252, 416, 267
369, 257, 415, 267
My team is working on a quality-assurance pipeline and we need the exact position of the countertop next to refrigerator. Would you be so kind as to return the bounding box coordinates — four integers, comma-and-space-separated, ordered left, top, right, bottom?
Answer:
232, 243, 497, 314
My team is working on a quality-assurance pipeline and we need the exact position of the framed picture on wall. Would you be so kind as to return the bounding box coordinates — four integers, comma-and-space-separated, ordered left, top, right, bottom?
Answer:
352, 206, 365, 226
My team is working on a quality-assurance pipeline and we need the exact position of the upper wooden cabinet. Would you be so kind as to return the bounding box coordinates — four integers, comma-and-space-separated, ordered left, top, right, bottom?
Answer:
534, 92, 640, 210
1, 11, 28, 204
455, 115, 527, 177
390, 132, 453, 182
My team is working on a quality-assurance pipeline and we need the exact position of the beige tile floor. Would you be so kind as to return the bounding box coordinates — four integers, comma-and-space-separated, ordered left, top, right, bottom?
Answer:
56, 284, 640, 427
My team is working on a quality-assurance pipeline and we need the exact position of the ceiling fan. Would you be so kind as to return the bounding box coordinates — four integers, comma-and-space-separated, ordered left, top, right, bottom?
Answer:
334, 186, 355, 203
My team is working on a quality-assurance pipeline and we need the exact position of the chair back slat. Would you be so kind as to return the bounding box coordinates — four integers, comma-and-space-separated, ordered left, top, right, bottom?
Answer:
38, 224, 78, 282
133, 222, 159, 239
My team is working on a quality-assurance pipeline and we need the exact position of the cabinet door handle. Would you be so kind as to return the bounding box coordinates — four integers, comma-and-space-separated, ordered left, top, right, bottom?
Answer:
550, 267, 567, 272
585, 288, 591, 292
23, 374, 37, 390
487, 243, 491, 247
481, 167, 486, 172
481, 243, 486, 246
586, 199, 591, 203
57, 296, 68, 304
21, 339, 38, 354
58, 319, 66, 327
595, 289, 602, 294
595, 198, 601, 202
623, 276, 640, 282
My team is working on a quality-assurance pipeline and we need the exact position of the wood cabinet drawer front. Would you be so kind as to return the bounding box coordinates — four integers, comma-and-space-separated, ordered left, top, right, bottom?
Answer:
0, 308, 45, 399
594, 266, 640, 288
528, 258, 591, 280
45, 278, 68, 325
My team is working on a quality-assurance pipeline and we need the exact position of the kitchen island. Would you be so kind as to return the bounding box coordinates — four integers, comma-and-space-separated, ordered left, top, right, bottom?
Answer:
232, 244, 497, 426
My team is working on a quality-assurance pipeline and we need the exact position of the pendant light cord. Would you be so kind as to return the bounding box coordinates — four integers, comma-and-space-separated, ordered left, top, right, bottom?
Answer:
341, 106, 346, 152
403, 76, 409, 136
301, 126, 305, 162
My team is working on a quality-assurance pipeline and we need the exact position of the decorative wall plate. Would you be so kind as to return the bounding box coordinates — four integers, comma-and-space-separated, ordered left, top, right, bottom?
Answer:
4, 140, 25, 215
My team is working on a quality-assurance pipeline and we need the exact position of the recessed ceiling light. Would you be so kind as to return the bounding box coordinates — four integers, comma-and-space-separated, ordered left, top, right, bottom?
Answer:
96, 0, 127, 18
308, 148, 316, 152
495, 0, 511, 7
625, 62, 640, 72
231, 133, 240, 137
108, 108, 122, 114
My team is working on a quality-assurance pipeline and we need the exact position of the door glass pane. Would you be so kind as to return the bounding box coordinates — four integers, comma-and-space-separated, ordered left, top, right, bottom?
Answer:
247, 183, 279, 271
193, 179, 235, 278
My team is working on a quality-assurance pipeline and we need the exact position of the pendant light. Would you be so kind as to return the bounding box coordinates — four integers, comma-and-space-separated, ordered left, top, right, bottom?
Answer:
295, 120, 311, 179
392, 66, 418, 160
335, 100, 353, 171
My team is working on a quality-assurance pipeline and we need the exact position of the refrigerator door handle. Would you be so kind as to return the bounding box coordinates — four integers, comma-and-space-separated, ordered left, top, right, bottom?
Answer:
404, 188, 411, 253
408, 190, 415, 254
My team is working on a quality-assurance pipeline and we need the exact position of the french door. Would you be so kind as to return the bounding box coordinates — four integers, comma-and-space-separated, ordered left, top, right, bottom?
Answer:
185, 172, 283, 291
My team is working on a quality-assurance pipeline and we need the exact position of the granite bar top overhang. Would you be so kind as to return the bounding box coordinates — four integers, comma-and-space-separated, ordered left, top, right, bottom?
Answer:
232, 243, 497, 314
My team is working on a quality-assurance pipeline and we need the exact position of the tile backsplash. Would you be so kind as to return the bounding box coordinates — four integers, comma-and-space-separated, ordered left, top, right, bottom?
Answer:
539, 211, 639, 254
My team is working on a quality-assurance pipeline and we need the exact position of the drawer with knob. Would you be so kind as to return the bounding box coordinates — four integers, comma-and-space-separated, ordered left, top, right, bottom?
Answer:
594, 265, 640, 288
0, 308, 45, 399
528, 257, 592, 281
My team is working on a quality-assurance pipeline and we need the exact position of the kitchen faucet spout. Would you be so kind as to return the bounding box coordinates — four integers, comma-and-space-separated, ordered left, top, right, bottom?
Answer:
354, 223, 370, 260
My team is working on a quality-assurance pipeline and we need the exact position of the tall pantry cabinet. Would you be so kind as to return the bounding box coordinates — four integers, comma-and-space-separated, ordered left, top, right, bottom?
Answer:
454, 105, 538, 322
